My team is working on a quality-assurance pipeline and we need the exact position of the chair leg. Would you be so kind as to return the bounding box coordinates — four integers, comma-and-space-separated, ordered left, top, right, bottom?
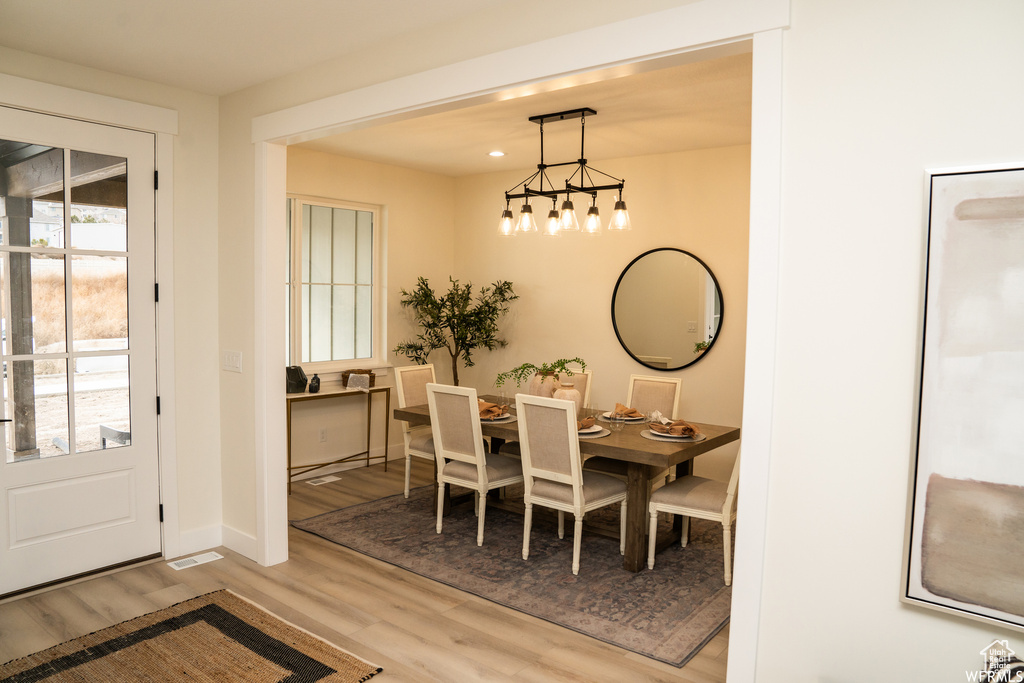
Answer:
647, 508, 659, 569
404, 454, 412, 498
477, 492, 487, 546
572, 516, 583, 575
436, 482, 445, 534
523, 502, 533, 560
558, 510, 565, 539
681, 516, 690, 547
723, 523, 733, 586
619, 500, 626, 555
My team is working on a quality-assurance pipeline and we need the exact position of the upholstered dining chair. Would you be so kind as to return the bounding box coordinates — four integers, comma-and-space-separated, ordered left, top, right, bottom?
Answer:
647, 451, 740, 585
585, 374, 683, 484
394, 364, 436, 498
558, 368, 593, 411
426, 383, 524, 546
516, 393, 627, 575
626, 374, 681, 419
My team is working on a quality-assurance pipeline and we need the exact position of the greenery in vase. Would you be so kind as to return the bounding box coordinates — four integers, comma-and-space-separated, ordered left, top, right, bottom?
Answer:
495, 357, 587, 388
694, 340, 711, 354
393, 276, 518, 386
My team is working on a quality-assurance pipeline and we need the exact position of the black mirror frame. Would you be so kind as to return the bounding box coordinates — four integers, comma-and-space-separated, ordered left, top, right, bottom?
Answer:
610, 247, 724, 371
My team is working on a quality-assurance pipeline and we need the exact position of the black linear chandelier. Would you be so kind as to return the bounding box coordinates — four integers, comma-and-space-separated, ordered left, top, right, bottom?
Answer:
498, 107, 631, 237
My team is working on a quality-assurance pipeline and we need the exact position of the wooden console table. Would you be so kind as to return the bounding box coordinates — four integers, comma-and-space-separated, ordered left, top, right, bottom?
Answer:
286, 382, 391, 493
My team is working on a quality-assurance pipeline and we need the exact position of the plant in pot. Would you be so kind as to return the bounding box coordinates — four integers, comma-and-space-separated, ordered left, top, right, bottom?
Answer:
393, 276, 518, 386
495, 357, 587, 403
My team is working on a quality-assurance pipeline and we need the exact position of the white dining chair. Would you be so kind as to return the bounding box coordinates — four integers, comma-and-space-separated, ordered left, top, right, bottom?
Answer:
426, 383, 524, 546
626, 374, 681, 419
394, 364, 436, 498
516, 393, 626, 575
647, 451, 740, 585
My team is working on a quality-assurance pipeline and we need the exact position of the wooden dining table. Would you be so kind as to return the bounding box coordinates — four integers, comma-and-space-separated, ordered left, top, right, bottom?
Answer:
393, 394, 741, 572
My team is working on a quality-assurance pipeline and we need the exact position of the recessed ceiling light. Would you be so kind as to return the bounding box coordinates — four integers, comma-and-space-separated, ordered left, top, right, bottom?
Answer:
489, 151, 505, 157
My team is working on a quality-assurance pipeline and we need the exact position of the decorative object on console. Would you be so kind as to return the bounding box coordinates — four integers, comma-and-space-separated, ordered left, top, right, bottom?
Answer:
393, 276, 518, 386
286, 365, 307, 393
498, 108, 630, 237
308, 373, 320, 393
341, 369, 375, 387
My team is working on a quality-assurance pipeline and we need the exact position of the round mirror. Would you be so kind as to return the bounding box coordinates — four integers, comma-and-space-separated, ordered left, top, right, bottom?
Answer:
611, 248, 723, 371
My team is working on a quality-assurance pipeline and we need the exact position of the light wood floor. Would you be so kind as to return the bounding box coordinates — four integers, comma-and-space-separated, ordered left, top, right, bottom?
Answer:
0, 459, 728, 681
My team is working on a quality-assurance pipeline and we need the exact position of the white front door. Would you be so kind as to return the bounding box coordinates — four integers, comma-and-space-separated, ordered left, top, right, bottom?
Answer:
0, 105, 160, 596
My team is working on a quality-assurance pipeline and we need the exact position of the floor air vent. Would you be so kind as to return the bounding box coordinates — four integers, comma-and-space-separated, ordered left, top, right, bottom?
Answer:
307, 475, 340, 486
167, 551, 224, 571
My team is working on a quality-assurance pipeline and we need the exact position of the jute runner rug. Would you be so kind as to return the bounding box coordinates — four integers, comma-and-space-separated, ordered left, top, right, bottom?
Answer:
293, 486, 732, 668
0, 590, 381, 682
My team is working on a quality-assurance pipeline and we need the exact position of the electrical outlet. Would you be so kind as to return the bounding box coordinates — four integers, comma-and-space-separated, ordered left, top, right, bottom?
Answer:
319, 428, 327, 443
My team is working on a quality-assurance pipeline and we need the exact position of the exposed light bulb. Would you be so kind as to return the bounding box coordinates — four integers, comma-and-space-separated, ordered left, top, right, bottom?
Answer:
559, 199, 580, 232
498, 208, 515, 236
518, 204, 538, 232
583, 206, 602, 234
544, 207, 561, 236
608, 199, 631, 231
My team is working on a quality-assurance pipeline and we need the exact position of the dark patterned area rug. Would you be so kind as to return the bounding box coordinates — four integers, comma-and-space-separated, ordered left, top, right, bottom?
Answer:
292, 486, 731, 667
0, 590, 381, 682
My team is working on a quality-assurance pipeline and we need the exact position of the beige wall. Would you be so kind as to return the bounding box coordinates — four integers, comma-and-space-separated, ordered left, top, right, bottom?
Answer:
0, 47, 224, 551
757, 0, 1024, 677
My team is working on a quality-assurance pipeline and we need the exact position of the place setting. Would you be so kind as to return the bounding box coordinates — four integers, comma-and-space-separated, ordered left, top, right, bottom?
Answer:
479, 398, 516, 423
641, 411, 706, 442
576, 415, 610, 439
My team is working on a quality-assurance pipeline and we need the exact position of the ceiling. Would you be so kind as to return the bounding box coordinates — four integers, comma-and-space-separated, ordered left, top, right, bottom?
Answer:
0, 0, 752, 177
297, 52, 752, 178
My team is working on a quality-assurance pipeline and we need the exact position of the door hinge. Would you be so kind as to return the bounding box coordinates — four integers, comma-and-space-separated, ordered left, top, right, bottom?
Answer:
155, 283, 159, 302
154, 170, 159, 190
156, 396, 161, 415
159, 504, 164, 522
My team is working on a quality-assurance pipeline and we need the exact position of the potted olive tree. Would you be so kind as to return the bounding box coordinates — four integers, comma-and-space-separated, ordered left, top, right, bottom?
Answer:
393, 276, 517, 385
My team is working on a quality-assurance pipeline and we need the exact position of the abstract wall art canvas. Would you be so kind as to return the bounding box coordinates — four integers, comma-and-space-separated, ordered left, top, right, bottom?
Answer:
904, 165, 1024, 628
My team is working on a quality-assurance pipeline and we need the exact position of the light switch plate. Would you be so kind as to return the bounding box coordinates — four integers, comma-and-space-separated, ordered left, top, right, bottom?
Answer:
222, 350, 242, 373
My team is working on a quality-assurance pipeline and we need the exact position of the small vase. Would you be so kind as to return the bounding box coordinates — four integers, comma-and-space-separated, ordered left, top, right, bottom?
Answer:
552, 380, 582, 418
527, 372, 559, 398
308, 373, 320, 393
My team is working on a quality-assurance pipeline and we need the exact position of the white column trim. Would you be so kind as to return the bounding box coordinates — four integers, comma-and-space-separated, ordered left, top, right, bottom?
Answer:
254, 141, 290, 566
726, 27, 784, 681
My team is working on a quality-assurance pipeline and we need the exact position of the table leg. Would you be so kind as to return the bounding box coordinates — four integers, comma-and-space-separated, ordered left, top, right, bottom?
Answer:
286, 399, 293, 495
624, 462, 652, 572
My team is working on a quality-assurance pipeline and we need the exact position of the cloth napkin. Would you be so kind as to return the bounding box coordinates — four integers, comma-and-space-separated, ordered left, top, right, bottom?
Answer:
577, 416, 596, 431
649, 418, 700, 437
478, 400, 508, 420
612, 403, 644, 419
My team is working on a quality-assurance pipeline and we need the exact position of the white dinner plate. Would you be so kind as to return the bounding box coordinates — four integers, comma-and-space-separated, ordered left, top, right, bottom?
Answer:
602, 411, 645, 421
482, 413, 513, 422
578, 424, 602, 434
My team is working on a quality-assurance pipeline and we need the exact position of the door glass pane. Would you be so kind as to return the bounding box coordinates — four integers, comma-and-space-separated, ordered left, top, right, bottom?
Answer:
74, 354, 129, 453
3, 359, 69, 462
0, 252, 67, 355
71, 255, 128, 353
0, 140, 63, 249
69, 151, 127, 252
